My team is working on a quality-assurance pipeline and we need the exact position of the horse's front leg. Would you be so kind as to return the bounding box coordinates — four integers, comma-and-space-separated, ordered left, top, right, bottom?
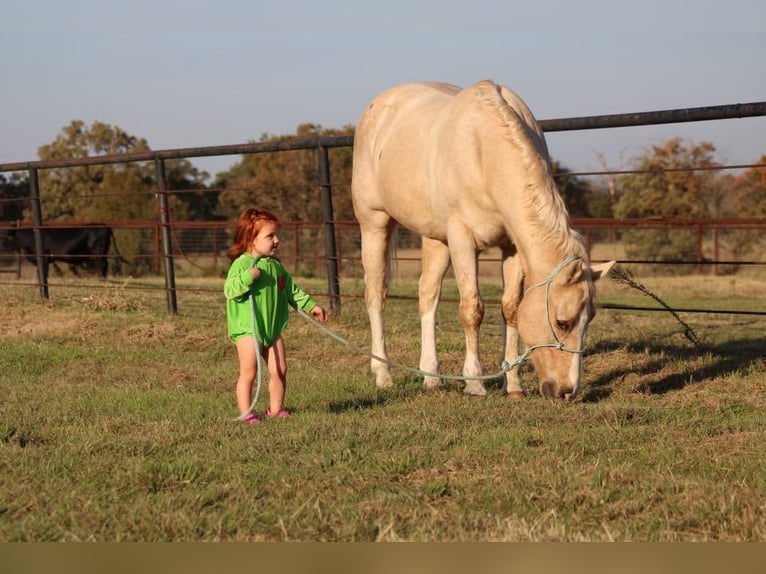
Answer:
500, 247, 525, 399
419, 237, 451, 389
361, 220, 396, 388
447, 223, 485, 396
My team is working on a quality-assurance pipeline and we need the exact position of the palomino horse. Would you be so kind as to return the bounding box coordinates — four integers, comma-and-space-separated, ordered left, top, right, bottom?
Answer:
351, 80, 615, 399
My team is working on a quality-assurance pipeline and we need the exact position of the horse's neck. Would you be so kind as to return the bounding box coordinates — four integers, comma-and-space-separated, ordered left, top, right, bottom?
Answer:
521, 252, 564, 285
493, 165, 580, 282
517, 233, 582, 286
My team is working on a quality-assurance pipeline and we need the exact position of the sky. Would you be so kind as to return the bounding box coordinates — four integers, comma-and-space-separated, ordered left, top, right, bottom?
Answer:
2, 0, 765, 180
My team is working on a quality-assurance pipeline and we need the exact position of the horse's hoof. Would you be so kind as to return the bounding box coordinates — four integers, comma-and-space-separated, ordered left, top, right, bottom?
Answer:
374, 373, 395, 389
505, 390, 526, 400
463, 382, 488, 397
423, 376, 441, 390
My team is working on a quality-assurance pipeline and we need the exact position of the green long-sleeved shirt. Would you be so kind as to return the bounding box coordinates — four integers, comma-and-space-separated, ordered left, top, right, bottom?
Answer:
224, 253, 316, 346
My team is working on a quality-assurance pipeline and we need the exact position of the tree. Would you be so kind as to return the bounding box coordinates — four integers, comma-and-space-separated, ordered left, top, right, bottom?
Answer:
215, 123, 354, 220
720, 155, 766, 265
215, 123, 355, 275
34, 120, 210, 222
613, 138, 725, 272
614, 138, 722, 219
32, 120, 209, 275
550, 160, 588, 217
733, 154, 766, 216
0, 172, 29, 222
34, 120, 153, 222
550, 160, 612, 218
165, 159, 213, 220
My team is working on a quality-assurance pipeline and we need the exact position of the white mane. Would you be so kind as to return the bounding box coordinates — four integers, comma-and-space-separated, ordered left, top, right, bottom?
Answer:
475, 81, 586, 258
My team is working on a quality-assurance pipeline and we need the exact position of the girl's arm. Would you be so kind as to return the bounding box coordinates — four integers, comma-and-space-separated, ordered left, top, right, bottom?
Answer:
224, 255, 257, 300
284, 272, 315, 312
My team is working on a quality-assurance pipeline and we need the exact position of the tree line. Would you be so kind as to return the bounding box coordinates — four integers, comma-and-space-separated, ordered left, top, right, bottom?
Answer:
1, 120, 765, 273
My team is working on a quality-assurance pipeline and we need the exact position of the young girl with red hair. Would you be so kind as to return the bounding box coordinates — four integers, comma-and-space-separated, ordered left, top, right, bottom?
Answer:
224, 208, 327, 423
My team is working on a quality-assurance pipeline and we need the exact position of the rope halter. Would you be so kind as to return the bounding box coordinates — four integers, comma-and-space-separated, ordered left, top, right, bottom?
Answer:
499, 254, 585, 372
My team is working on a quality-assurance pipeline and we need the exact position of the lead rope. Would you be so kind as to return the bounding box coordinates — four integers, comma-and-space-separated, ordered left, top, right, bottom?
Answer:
295, 307, 519, 381
294, 253, 586, 383
236, 255, 263, 422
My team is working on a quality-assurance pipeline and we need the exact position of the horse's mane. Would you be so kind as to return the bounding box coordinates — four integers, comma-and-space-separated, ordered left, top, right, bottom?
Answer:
473, 81, 586, 258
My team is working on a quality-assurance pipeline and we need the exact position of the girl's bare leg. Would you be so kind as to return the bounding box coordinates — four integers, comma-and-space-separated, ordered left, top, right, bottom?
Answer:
265, 335, 288, 414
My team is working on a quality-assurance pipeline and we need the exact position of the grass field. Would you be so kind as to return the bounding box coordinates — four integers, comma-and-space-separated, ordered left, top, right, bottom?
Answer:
1, 265, 765, 541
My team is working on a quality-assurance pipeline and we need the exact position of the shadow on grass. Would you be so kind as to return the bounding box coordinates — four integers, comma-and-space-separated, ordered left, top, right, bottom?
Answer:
327, 395, 388, 413
581, 335, 765, 403
327, 375, 426, 414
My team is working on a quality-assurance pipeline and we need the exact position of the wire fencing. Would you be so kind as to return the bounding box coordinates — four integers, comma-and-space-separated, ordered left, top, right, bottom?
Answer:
1, 100, 766, 317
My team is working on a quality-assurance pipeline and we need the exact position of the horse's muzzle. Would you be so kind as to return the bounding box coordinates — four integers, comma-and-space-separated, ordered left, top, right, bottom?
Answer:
540, 379, 575, 400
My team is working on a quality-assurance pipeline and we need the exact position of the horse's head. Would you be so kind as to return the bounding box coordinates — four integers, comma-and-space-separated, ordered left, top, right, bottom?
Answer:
517, 257, 615, 400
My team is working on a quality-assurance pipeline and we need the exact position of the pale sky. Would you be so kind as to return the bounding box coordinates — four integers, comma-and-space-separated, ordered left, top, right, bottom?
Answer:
2, 0, 764, 179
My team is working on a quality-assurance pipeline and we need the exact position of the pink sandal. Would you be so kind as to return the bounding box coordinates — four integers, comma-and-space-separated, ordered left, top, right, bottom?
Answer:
266, 408, 291, 419
240, 412, 260, 424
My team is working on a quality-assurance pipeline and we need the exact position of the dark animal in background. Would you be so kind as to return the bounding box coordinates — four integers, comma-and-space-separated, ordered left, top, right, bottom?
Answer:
1, 224, 118, 278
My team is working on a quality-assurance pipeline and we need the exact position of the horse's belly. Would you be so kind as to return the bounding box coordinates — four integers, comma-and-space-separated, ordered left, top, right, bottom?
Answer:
375, 177, 448, 241
391, 213, 448, 242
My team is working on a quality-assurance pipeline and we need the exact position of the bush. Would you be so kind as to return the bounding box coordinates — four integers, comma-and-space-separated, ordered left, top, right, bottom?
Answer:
623, 228, 698, 275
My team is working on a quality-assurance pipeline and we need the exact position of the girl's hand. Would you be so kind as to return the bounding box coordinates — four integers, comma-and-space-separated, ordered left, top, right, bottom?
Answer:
310, 305, 328, 322
249, 267, 261, 280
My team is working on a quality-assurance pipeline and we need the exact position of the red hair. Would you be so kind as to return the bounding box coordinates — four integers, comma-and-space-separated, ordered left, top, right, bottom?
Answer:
227, 208, 281, 262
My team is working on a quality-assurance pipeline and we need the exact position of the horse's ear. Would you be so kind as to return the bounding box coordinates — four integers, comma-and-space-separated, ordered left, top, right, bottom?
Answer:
590, 260, 616, 282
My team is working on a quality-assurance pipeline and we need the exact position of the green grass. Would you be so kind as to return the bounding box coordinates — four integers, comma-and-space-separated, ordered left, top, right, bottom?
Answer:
1, 270, 765, 541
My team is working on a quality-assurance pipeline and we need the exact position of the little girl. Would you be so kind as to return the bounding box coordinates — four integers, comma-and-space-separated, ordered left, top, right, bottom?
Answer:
224, 208, 328, 423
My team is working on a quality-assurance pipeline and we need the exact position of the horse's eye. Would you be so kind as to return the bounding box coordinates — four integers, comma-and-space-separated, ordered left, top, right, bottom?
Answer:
556, 320, 572, 332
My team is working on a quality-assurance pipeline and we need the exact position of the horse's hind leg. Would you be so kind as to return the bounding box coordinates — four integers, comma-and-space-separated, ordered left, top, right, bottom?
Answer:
360, 216, 397, 388
419, 237, 451, 389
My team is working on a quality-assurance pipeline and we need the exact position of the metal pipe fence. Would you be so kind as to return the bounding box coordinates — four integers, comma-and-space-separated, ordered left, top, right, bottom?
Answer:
2, 216, 765, 311
1, 99, 766, 317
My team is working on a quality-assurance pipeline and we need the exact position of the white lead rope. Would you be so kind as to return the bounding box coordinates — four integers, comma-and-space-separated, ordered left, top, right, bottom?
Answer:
295, 307, 520, 382
293, 253, 586, 384
236, 256, 264, 422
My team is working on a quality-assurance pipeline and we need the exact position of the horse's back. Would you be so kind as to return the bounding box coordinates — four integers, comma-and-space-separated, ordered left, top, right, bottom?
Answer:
353, 79, 539, 152
352, 82, 489, 231
352, 82, 461, 172
351, 80, 547, 241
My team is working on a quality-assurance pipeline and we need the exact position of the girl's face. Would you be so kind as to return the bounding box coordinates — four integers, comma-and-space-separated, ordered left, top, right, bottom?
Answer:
251, 221, 280, 257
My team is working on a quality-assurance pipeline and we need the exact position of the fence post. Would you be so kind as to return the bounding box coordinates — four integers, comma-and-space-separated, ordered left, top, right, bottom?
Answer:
153, 223, 160, 276
155, 158, 178, 314
292, 222, 299, 272
317, 145, 341, 312
713, 227, 719, 276
28, 168, 49, 299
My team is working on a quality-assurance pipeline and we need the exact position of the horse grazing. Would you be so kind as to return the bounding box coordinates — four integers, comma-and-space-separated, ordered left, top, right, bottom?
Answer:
351, 80, 615, 400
